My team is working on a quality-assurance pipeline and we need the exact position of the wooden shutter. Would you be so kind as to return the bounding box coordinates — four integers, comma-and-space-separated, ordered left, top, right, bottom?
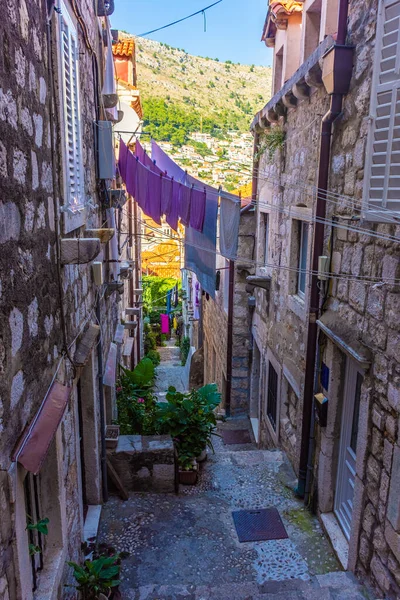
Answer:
364, 0, 400, 219
59, 0, 85, 232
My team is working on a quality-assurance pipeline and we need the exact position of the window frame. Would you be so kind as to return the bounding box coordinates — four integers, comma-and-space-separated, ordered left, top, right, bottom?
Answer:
362, 0, 400, 221
297, 220, 309, 299
57, 0, 86, 233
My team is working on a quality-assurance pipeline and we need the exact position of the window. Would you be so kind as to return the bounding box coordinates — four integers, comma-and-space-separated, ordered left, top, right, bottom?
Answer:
297, 221, 309, 298
263, 213, 269, 265
274, 47, 284, 95
59, 0, 85, 232
302, 0, 322, 60
24, 473, 44, 592
363, 0, 400, 219
267, 361, 278, 431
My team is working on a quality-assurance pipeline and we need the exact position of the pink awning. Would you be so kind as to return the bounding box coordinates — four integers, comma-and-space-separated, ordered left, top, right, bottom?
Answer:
12, 382, 71, 474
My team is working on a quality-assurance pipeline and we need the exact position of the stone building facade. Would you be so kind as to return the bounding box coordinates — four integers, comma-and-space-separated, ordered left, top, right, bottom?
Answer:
251, 0, 400, 597
202, 210, 255, 414
0, 1, 136, 598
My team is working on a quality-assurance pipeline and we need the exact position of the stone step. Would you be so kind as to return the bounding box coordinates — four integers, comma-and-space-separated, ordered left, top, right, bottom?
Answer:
122, 572, 376, 600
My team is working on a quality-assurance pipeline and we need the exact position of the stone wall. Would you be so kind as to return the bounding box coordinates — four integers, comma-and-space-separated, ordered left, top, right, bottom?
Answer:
0, 2, 121, 598
253, 0, 400, 597
202, 211, 255, 414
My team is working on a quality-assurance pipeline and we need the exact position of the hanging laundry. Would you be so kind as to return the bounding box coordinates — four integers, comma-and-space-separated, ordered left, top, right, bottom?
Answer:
173, 283, 179, 307
161, 174, 173, 216
185, 175, 218, 298
179, 183, 191, 227
118, 139, 128, 182
160, 314, 169, 335
166, 178, 180, 231
189, 186, 206, 232
137, 139, 162, 174
219, 189, 241, 260
125, 150, 137, 198
145, 169, 162, 225
152, 140, 188, 184
136, 160, 149, 211
193, 279, 200, 320
166, 289, 172, 314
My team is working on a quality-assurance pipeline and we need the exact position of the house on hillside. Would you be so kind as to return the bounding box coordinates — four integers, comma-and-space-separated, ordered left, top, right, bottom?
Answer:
0, 3, 139, 597
250, 0, 400, 596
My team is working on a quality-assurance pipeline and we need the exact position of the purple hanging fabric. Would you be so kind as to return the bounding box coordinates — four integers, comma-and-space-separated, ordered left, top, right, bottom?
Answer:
161, 175, 173, 216
125, 151, 137, 198
145, 170, 162, 224
135, 139, 146, 164
189, 186, 206, 232
166, 178, 180, 231
118, 139, 128, 182
136, 160, 149, 211
179, 183, 191, 227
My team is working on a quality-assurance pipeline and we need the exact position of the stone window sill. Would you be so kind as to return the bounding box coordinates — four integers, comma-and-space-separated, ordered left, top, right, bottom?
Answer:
288, 294, 307, 320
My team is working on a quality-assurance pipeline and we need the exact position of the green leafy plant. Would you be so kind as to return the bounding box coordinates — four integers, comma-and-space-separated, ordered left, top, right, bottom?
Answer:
67, 541, 129, 600
255, 126, 286, 162
116, 358, 158, 435
155, 384, 221, 467
26, 516, 49, 556
180, 337, 190, 366
145, 349, 161, 367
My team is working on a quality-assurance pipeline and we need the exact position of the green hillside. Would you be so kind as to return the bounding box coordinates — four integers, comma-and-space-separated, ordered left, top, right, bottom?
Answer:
135, 37, 272, 145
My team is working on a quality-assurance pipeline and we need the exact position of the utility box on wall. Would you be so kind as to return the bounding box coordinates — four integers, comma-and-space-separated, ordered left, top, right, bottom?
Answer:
315, 393, 328, 427
97, 121, 115, 180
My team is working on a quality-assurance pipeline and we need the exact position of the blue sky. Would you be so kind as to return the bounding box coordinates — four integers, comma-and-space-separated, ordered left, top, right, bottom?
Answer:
111, 0, 273, 66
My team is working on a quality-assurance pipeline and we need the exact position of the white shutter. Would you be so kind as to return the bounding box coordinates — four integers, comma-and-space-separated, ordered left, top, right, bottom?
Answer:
59, 0, 86, 232
364, 0, 400, 220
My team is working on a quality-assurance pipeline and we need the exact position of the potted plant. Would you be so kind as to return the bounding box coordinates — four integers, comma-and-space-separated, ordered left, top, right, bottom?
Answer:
67, 541, 128, 599
105, 425, 120, 450
155, 384, 221, 484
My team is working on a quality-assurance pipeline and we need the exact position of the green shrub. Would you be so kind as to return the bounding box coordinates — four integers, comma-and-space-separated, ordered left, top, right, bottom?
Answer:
180, 337, 190, 366
145, 349, 161, 366
116, 359, 158, 435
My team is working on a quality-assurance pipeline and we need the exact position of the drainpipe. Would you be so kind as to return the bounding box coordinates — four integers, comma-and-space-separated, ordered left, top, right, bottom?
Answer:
133, 199, 141, 363
297, 0, 350, 498
96, 299, 109, 503
225, 259, 235, 417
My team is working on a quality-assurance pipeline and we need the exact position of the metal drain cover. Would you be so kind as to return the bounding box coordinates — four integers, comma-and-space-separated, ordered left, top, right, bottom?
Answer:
221, 429, 252, 445
232, 508, 288, 542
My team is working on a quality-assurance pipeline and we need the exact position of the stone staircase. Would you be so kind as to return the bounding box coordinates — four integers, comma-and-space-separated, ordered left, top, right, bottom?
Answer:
124, 572, 375, 599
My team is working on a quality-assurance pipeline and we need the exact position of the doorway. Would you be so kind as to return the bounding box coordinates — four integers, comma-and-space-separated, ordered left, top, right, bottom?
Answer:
334, 359, 364, 541
249, 341, 261, 442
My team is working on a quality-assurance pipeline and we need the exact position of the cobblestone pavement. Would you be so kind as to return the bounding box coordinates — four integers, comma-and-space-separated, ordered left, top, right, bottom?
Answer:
155, 338, 186, 397
99, 418, 377, 600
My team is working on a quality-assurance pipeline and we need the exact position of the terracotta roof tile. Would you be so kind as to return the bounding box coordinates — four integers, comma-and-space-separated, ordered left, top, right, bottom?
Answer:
112, 38, 135, 58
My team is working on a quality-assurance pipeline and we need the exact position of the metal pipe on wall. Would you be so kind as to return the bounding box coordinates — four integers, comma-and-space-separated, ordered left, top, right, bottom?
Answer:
225, 259, 235, 417
298, 0, 350, 498
96, 299, 109, 503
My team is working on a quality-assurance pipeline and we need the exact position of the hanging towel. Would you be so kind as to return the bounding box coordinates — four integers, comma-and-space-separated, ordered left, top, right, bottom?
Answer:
161, 175, 173, 216
166, 178, 180, 231
185, 175, 218, 298
146, 169, 162, 225
173, 283, 179, 307
152, 140, 188, 184
189, 186, 206, 232
136, 160, 149, 211
160, 314, 169, 335
102, 22, 118, 121
125, 151, 137, 198
193, 279, 200, 320
219, 189, 241, 260
166, 289, 172, 314
118, 139, 128, 182
179, 183, 191, 227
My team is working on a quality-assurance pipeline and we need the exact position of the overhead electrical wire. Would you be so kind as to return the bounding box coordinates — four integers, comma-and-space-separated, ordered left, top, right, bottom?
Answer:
137, 0, 223, 37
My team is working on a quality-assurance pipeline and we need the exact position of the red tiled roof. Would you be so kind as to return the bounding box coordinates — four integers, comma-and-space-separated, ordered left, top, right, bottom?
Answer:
112, 38, 135, 58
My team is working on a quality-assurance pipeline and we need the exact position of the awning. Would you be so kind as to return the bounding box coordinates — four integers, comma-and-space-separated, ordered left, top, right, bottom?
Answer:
317, 310, 372, 368
12, 382, 71, 474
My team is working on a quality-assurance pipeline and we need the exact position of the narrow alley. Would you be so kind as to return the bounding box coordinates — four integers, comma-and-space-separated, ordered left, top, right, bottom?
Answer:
99, 352, 375, 600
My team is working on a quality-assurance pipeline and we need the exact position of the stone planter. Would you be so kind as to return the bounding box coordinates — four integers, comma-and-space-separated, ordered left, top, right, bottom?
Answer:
105, 425, 120, 450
